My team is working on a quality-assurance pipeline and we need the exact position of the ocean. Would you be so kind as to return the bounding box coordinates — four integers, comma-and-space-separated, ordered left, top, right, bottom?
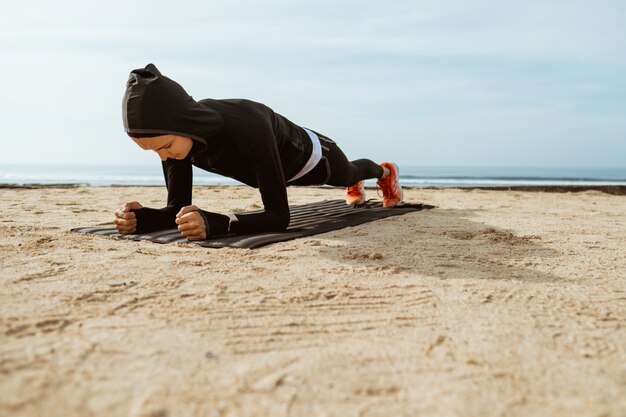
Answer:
1, 164, 625, 187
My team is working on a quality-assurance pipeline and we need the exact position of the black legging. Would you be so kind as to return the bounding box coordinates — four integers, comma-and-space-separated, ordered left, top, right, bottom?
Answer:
318, 134, 384, 187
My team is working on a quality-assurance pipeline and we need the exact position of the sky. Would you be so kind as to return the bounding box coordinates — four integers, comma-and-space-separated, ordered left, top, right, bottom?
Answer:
0, 0, 625, 168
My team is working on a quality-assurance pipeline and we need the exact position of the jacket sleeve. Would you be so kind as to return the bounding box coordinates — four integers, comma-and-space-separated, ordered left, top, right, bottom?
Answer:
132, 155, 232, 237
227, 117, 290, 235
132, 156, 193, 233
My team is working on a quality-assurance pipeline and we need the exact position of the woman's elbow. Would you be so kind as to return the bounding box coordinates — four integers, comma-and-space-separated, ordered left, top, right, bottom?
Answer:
275, 211, 290, 231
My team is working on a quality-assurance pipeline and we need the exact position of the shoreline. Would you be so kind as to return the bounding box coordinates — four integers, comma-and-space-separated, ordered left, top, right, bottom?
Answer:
2, 183, 626, 195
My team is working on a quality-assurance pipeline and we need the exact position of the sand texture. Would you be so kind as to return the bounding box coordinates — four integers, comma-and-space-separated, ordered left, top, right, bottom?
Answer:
1, 185, 625, 417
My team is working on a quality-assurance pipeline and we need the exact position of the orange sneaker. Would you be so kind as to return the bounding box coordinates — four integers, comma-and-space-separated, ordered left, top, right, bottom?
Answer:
345, 180, 366, 205
376, 162, 403, 207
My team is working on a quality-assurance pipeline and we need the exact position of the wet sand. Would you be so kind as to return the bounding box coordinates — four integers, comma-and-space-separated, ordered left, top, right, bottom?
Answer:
1, 185, 625, 416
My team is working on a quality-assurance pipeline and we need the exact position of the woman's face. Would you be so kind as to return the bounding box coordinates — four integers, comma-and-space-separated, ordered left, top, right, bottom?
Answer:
131, 134, 194, 161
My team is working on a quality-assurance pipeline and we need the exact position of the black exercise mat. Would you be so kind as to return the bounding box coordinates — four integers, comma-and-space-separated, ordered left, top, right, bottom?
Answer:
71, 199, 434, 249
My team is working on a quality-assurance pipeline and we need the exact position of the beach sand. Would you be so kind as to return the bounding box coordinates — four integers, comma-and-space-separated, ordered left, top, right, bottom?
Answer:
1, 185, 625, 417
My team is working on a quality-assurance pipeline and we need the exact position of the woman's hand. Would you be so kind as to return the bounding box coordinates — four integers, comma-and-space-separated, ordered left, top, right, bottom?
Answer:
114, 201, 143, 234
176, 205, 207, 240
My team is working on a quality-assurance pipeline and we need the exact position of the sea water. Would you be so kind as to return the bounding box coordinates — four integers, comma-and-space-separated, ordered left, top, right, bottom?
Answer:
1, 164, 625, 187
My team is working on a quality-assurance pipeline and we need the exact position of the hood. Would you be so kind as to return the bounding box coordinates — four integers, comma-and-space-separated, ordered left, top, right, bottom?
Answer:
122, 63, 224, 151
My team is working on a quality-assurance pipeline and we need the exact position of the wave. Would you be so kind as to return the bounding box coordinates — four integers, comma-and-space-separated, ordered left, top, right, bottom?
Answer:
1, 165, 625, 187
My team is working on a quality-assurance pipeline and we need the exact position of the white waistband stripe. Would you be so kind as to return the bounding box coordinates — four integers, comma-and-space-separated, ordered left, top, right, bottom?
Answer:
288, 128, 323, 182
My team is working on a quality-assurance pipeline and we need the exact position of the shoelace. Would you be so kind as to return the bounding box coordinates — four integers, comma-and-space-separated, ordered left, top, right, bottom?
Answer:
376, 177, 390, 199
347, 187, 362, 196
376, 176, 399, 199
347, 182, 364, 196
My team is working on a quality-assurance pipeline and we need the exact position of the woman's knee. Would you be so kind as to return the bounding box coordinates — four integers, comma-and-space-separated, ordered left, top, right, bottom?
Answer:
327, 165, 360, 186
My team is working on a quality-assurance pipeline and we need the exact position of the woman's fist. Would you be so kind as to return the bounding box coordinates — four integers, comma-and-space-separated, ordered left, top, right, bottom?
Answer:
114, 201, 143, 234
175, 205, 207, 240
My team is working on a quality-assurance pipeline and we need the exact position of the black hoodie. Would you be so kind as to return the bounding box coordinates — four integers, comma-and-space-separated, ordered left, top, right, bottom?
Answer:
122, 63, 316, 236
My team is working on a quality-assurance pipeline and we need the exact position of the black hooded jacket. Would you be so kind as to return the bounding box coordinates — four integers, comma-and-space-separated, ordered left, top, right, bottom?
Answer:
122, 63, 316, 236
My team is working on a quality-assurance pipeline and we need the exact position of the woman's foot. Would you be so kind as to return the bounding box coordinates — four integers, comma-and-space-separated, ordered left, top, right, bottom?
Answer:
345, 180, 366, 205
376, 162, 403, 207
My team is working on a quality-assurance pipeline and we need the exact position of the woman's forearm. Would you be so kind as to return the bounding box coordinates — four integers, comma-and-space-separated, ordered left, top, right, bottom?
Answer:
132, 205, 179, 233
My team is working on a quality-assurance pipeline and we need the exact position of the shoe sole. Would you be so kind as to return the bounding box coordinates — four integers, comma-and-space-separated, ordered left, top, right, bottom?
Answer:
346, 199, 366, 206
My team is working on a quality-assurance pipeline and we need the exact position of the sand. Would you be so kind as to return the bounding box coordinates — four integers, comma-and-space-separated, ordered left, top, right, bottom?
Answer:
1, 185, 625, 417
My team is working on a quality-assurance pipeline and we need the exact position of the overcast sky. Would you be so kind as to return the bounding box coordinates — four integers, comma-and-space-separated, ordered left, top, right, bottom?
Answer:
1, 0, 624, 168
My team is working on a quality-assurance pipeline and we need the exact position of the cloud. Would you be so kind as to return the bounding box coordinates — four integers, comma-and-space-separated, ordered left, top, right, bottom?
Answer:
0, 0, 624, 167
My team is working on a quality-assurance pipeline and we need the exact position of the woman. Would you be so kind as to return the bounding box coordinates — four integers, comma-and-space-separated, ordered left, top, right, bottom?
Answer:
114, 63, 403, 240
